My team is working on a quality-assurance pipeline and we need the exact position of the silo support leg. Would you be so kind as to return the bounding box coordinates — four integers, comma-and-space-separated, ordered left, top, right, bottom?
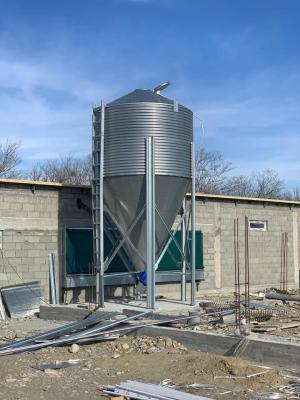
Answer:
190, 141, 196, 306
181, 199, 187, 303
146, 136, 156, 310
93, 102, 105, 308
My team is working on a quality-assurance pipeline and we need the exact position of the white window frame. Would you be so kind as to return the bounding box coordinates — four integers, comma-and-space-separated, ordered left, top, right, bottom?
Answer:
248, 220, 267, 231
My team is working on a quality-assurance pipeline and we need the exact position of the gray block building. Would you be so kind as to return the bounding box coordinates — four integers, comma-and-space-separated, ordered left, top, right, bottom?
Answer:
0, 178, 298, 303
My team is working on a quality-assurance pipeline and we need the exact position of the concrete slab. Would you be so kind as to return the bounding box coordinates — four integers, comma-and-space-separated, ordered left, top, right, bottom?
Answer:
40, 299, 199, 321
40, 304, 95, 321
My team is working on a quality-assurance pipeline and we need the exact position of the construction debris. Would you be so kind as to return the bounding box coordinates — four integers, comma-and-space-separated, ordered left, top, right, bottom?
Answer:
0, 310, 152, 355
69, 343, 80, 353
111, 335, 187, 354
1, 281, 42, 318
199, 300, 235, 313
102, 380, 214, 399
32, 359, 83, 371
0, 293, 6, 321
265, 292, 300, 302
254, 383, 300, 399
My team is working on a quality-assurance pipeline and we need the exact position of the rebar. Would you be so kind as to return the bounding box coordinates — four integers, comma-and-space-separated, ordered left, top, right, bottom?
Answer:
280, 232, 288, 292
244, 216, 250, 325
234, 217, 251, 331
234, 218, 241, 330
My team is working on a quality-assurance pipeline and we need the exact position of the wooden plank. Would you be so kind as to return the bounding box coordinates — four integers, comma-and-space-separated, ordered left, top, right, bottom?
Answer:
279, 322, 300, 330
251, 327, 277, 332
110, 396, 126, 400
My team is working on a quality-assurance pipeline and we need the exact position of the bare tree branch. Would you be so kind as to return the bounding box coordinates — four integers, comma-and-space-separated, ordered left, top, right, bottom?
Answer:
24, 145, 292, 201
0, 141, 22, 178
26, 155, 92, 185
195, 148, 233, 194
225, 175, 254, 197
194, 148, 285, 199
252, 169, 284, 199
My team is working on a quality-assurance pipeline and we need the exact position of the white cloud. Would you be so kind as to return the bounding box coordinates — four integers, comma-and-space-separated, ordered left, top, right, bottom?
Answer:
0, 44, 122, 166
0, 27, 299, 190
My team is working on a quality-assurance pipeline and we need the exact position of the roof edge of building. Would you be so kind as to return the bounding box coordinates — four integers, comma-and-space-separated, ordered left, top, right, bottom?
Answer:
0, 178, 90, 189
190, 192, 300, 206
0, 178, 298, 206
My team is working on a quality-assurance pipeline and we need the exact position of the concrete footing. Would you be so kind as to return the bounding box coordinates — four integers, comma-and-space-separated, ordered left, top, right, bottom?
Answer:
40, 303, 300, 369
133, 326, 300, 369
40, 301, 199, 321
40, 304, 92, 321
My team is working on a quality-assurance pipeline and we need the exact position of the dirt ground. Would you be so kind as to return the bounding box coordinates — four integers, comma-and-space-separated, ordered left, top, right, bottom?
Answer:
0, 318, 299, 400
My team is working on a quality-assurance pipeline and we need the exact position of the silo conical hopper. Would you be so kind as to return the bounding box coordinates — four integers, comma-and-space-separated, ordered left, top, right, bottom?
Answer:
94, 88, 193, 272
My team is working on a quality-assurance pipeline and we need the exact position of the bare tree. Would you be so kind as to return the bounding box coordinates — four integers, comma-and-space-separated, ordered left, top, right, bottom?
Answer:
281, 187, 300, 201
25, 145, 291, 200
195, 148, 233, 193
252, 169, 284, 199
194, 148, 285, 199
225, 170, 284, 199
0, 141, 22, 178
225, 175, 254, 197
292, 188, 300, 201
27, 155, 92, 185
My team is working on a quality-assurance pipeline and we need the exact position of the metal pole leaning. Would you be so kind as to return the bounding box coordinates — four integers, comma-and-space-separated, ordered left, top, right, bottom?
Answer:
48, 253, 57, 304
146, 136, 156, 309
190, 142, 196, 306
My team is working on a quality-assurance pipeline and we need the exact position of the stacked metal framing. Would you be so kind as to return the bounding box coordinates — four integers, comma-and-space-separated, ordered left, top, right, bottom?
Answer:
0, 311, 152, 356
103, 381, 213, 400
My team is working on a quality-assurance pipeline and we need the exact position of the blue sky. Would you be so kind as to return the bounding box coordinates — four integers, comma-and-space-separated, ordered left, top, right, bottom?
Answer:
0, 0, 300, 188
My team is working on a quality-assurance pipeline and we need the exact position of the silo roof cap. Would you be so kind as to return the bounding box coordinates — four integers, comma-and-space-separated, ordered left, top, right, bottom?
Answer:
108, 89, 174, 106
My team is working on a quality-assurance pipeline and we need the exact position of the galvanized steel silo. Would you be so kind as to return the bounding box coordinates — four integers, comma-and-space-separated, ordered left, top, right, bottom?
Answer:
93, 88, 193, 272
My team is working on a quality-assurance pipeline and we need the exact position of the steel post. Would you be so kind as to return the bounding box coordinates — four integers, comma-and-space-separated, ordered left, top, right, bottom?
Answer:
190, 142, 196, 305
93, 102, 105, 307
146, 136, 156, 309
181, 198, 187, 302
48, 253, 57, 304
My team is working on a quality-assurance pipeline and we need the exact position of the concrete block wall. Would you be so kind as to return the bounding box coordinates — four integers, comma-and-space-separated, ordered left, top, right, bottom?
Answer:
196, 197, 300, 293
0, 180, 299, 303
0, 183, 59, 300
0, 182, 92, 303
195, 201, 216, 290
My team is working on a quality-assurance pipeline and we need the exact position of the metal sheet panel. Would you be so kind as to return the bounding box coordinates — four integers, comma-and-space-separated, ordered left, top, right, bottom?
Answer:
94, 100, 193, 178
104, 175, 190, 271
1, 281, 42, 318
108, 88, 174, 105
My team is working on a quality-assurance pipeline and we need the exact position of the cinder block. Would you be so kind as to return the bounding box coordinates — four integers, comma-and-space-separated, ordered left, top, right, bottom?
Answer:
28, 249, 41, 257
3, 250, 16, 258
15, 250, 28, 257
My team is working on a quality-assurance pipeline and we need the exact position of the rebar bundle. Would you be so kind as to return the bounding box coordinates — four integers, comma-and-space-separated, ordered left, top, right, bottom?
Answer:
280, 232, 288, 291
234, 217, 251, 331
